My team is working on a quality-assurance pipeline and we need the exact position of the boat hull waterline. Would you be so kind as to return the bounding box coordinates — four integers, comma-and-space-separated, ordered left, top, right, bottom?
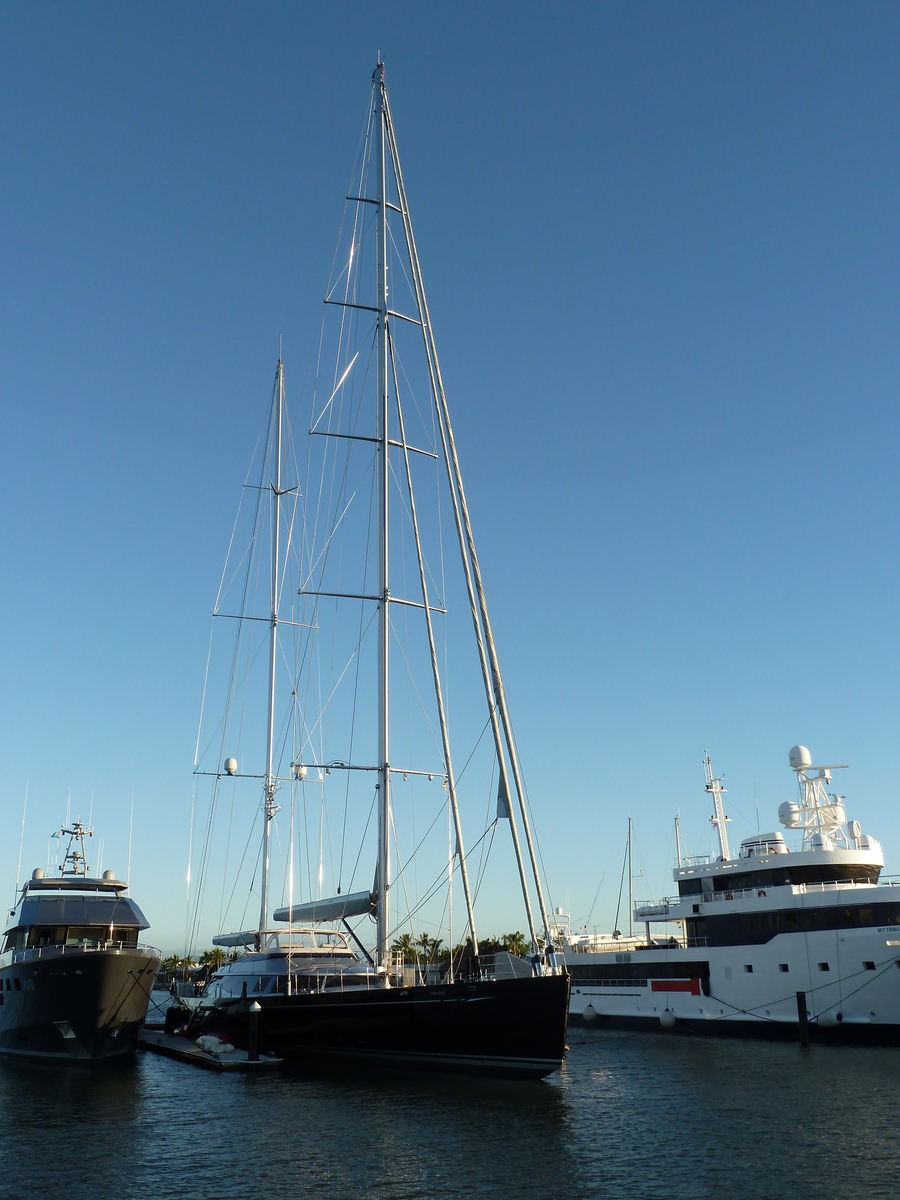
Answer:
190, 973, 570, 1078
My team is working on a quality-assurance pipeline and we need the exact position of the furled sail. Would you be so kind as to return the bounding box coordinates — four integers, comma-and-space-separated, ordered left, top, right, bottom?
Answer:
272, 890, 374, 924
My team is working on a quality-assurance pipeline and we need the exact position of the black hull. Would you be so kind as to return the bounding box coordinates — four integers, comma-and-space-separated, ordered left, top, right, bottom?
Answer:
193, 973, 570, 1079
0, 948, 159, 1064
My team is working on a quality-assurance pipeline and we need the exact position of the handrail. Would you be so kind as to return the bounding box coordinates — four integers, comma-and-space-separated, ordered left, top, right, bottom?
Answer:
635, 875, 894, 916
7, 941, 161, 964
564, 935, 709, 955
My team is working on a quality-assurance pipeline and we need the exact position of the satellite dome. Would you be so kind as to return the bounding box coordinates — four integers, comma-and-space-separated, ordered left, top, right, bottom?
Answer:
32, 868, 44, 881
789, 745, 812, 770
224, 757, 238, 776
778, 801, 802, 828
103, 870, 115, 880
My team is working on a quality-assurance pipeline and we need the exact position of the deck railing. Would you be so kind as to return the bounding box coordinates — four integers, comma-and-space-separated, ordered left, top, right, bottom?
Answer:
7, 941, 161, 964
635, 874, 895, 917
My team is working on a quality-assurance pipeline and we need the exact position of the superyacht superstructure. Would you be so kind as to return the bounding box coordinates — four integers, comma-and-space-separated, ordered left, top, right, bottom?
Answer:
566, 747, 899, 1040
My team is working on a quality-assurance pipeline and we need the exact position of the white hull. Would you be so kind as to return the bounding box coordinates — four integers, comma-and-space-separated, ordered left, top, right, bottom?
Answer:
567, 885, 900, 1038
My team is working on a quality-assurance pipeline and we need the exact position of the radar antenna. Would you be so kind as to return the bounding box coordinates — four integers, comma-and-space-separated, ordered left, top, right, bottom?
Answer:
55, 819, 93, 877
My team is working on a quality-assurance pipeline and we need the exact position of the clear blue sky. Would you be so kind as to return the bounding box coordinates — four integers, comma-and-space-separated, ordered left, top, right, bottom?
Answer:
2, 3, 899, 953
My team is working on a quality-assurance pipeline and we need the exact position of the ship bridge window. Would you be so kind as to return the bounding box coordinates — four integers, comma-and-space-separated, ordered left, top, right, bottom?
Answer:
27, 927, 66, 948
2, 931, 27, 953
677, 878, 703, 896
64, 926, 138, 947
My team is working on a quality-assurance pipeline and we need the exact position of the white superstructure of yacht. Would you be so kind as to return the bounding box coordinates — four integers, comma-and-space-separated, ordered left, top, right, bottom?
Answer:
565, 747, 900, 1040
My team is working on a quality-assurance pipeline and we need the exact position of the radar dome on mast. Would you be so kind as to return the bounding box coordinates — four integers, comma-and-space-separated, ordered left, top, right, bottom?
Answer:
778, 801, 802, 828
789, 745, 811, 770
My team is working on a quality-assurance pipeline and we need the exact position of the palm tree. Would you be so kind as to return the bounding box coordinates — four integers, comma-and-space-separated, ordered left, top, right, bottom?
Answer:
390, 932, 416, 961
431, 937, 443, 961
500, 931, 530, 958
200, 947, 226, 969
160, 954, 181, 983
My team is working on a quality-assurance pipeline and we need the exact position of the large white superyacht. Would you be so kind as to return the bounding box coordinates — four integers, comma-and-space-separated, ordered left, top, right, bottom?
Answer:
565, 746, 900, 1040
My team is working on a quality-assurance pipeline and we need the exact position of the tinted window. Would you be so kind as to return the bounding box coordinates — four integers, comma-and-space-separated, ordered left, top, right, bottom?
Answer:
27, 926, 66, 947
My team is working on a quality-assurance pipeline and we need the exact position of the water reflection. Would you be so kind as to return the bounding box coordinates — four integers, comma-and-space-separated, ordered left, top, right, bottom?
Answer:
1, 1034, 898, 1199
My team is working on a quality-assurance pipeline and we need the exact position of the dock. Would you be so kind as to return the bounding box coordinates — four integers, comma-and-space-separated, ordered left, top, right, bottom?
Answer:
139, 1028, 283, 1072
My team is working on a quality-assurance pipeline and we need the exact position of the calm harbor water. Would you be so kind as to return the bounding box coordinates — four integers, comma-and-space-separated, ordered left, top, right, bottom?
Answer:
1, 1023, 898, 1199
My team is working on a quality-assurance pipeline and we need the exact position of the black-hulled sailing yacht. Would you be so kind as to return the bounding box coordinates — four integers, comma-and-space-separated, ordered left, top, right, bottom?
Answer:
178, 63, 569, 1077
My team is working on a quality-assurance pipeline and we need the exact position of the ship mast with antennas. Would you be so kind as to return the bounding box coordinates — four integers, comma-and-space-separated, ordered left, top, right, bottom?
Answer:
56, 819, 93, 877
704, 751, 731, 861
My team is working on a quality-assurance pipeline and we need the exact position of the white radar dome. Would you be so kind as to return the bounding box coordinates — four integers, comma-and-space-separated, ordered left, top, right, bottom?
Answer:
224, 757, 238, 776
32, 868, 44, 881
821, 802, 846, 829
778, 802, 802, 828
292, 761, 308, 781
789, 745, 812, 770
103, 870, 115, 880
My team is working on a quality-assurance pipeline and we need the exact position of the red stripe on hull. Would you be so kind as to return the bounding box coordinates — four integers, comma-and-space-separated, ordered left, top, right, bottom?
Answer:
651, 978, 700, 996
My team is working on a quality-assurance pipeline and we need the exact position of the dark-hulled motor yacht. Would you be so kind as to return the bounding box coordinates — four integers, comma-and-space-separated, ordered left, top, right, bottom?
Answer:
0, 821, 160, 1063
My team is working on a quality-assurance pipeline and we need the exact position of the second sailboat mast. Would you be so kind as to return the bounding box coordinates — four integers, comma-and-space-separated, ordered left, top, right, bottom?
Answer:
374, 63, 392, 972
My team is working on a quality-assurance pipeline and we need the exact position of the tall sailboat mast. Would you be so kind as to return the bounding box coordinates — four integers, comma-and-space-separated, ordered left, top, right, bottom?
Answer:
260, 355, 284, 932
374, 63, 392, 971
